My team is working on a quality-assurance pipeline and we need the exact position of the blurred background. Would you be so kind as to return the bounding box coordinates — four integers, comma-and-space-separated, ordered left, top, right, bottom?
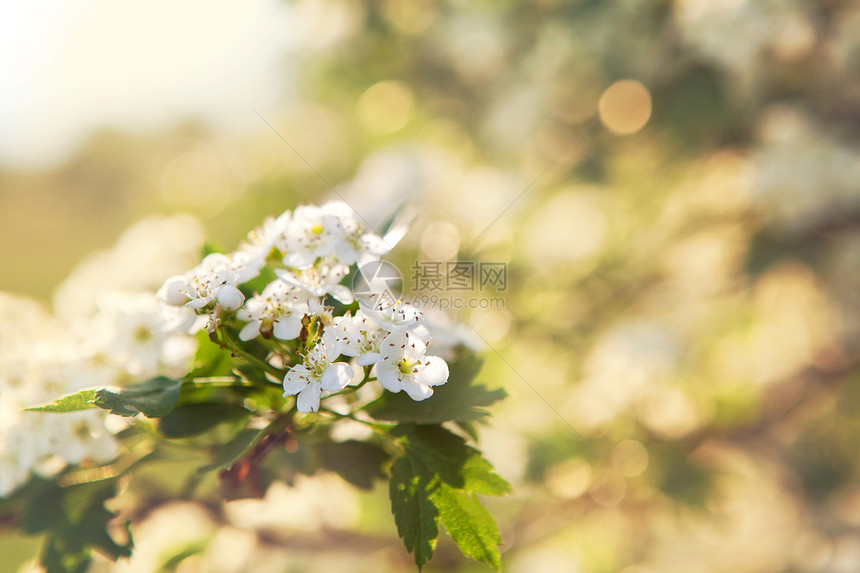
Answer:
3, 0, 860, 571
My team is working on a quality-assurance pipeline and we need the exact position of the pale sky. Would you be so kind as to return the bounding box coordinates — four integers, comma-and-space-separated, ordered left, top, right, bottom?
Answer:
0, 0, 293, 168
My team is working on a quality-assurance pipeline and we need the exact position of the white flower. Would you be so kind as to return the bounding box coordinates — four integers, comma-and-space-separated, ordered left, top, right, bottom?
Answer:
332, 311, 386, 366
216, 285, 245, 311
237, 280, 307, 342
92, 291, 197, 378
158, 275, 190, 306
283, 332, 354, 413
158, 253, 245, 312
233, 211, 292, 281
281, 201, 394, 268
376, 331, 449, 401
0, 399, 31, 498
276, 257, 354, 305
359, 298, 430, 339
159, 303, 199, 335
0, 342, 121, 498
319, 201, 387, 266
52, 215, 205, 322
40, 409, 120, 466
281, 204, 333, 269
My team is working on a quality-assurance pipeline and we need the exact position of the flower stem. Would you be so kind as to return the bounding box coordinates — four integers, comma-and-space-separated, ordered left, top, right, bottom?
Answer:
185, 376, 250, 388
218, 328, 285, 382
318, 407, 394, 431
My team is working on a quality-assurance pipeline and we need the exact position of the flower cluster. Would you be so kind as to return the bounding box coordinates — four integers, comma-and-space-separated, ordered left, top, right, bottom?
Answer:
0, 216, 205, 499
0, 290, 196, 497
159, 200, 450, 413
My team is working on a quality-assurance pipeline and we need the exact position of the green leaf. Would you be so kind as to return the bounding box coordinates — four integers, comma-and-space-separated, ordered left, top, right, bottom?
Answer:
394, 424, 512, 496
255, 433, 318, 489
316, 440, 390, 490
93, 376, 182, 418
197, 427, 265, 475
365, 357, 507, 424
456, 420, 481, 442
388, 424, 511, 569
188, 329, 235, 378
389, 454, 439, 570
158, 403, 251, 438
26, 377, 184, 419
19, 478, 132, 573
26, 390, 98, 413
431, 484, 502, 571
42, 537, 91, 573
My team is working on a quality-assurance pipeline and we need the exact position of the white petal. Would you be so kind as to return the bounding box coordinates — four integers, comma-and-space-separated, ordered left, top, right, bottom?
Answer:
376, 362, 404, 393
336, 341, 360, 358
414, 356, 449, 387
296, 381, 322, 413
361, 233, 389, 256
356, 352, 381, 366
328, 284, 355, 305
283, 367, 310, 396
321, 326, 340, 353
185, 297, 212, 310
273, 314, 303, 340
321, 200, 354, 219
238, 321, 260, 342
321, 213, 346, 234
379, 331, 409, 360
410, 323, 432, 340
275, 269, 305, 290
321, 362, 354, 392
403, 333, 428, 357
403, 380, 434, 401
283, 251, 317, 270
217, 285, 245, 311
158, 276, 189, 306
334, 242, 359, 266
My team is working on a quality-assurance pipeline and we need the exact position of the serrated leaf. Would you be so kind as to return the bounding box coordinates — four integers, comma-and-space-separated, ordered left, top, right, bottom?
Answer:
93, 376, 182, 418
26, 390, 98, 413
394, 424, 512, 496
316, 440, 390, 490
365, 357, 506, 424
389, 454, 439, 570
456, 420, 480, 442
19, 478, 132, 573
431, 484, 502, 571
158, 403, 251, 438
388, 424, 511, 569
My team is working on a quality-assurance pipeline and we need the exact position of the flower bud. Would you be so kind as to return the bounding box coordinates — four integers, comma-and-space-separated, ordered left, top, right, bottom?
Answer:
216, 285, 245, 311
158, 275, 189, 306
